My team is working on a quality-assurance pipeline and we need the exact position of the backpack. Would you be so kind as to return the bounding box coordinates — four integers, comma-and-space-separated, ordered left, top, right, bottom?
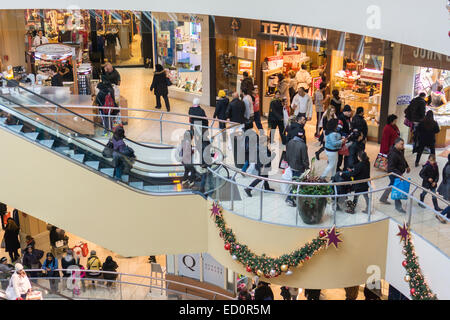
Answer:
103, 93, 115, 114
87, 256, 102, 271
419, 165, 427, 180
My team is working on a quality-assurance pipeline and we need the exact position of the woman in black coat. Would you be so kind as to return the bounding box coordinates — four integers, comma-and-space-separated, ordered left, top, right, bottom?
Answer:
102, 256, 119, 287
150, 64, 171, 111
415, 110, 440, 166
22, 245, 44, 279
340, 151, 371, 214
4, 219, 20, 262
418, 154, 442, 211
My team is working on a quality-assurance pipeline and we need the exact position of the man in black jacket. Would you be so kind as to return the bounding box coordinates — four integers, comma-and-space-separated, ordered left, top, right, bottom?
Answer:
226, 92, 246, 150
405, 93, 426, 151
380, 138, 410, 213
337, 105, 352, 170
351, 107, 368, 142
240, 71, 254, 96
188, 98, 209, 144
268, 91, 286, 145
226, 92, 246, 124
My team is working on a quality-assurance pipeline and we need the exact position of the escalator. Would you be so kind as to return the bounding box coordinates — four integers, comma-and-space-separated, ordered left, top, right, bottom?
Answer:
0, 80, 227, 195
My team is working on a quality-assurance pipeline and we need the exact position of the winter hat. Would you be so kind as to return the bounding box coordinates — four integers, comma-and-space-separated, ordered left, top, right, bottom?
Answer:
343, 105, 352, 112
218, 90, 226, 98
193, 98, 201, 106
66, 249, 73, 256
90, 250, 96, 256
0, 257, 7, 263
15, 263, 24, 272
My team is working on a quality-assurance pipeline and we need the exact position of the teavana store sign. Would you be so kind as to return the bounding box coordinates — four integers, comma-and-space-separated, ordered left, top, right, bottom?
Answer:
260, 21, 326, 41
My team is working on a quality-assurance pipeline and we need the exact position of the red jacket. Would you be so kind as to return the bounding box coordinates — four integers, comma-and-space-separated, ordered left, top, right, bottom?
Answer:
380, 124, 399, 155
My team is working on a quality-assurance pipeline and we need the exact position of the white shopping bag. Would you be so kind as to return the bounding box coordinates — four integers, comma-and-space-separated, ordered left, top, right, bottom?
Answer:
283, 107, 289, 128
281, 167, 293, 194
247, 163, 258, 175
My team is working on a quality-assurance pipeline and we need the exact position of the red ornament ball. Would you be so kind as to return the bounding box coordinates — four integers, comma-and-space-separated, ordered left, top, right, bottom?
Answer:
246, 266, 252, 273
224, 243, 231, 250
410, 288, 415, 295
402, 260, 407, 267
305, 256, 310, 261
319, 230, 326, 237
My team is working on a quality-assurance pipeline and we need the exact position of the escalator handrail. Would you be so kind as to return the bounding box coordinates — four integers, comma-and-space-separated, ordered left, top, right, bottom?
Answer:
0, 78, 239, 150
0, 94, 206, 168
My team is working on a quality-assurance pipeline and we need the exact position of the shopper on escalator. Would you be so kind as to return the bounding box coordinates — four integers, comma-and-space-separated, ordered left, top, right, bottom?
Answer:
111, 126, 127, 180
179, 130, 197, 188
102, 256, 119, 287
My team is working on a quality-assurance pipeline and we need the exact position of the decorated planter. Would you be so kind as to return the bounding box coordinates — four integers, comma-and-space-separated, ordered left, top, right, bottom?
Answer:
297, 196, 327, 225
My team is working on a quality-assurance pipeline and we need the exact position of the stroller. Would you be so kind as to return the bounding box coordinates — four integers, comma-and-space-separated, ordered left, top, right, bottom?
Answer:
332, 171, 354, 212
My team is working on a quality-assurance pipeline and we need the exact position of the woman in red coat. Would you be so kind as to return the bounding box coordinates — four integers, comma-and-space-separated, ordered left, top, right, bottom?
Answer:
380, 115, 400, 155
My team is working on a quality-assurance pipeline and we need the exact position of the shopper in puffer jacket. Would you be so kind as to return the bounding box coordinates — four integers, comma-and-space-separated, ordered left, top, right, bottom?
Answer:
418, 154, 442, 212
438, 154, 450, 201
379, 138, 410, 213
102, 256, 119, 287
150, 64, 171, 111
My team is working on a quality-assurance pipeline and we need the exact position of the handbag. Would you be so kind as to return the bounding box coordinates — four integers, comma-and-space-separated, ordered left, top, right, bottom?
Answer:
338, 143, 349, 156
403, 118, 413, 128
374, 153, 388, 171
391, 178, 410, 200
1, 237, 5, 249
102, 140, 114, 158
278, 151, 288, 169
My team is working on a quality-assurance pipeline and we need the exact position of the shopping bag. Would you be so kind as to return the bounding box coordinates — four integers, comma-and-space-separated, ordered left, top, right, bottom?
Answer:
391, 178, 410, 201
278, 151, 288, 169
281, 167, 293, 194
338, 143, 349, 156
283, 107, 289, 128
2, 212, 11, 226
1, 237, 5, 249
374, 153, 388, 171
247, 163, 258, 175
81, 243, 89, 257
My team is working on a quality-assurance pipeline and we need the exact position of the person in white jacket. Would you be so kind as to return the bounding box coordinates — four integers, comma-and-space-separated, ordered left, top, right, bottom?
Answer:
291, 87, 313, 121
6, 263, 32, 300
295, 64, 312, 90
32, 30, 49, 48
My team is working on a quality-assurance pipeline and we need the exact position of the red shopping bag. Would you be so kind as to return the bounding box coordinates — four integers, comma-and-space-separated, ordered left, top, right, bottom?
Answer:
81, 243, 89, 257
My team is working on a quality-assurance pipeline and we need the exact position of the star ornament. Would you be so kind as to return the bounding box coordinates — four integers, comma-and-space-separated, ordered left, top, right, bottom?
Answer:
397, 223, 410, 243
325, 225, 343, 249
211, 202, 222, 217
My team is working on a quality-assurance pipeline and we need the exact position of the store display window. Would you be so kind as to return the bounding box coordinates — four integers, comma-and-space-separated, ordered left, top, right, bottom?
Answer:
156, 18, 203, 95
24, 9, 144, 67
330, 34, 386, 140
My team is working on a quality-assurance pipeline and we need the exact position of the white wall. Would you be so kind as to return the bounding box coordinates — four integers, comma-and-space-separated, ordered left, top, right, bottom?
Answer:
388, 43, 416, 141
1, 0, 448, 55
385, 219, 450, 300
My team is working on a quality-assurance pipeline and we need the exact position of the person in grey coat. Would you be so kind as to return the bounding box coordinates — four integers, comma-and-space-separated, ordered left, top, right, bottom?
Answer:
285, 128, 309, 207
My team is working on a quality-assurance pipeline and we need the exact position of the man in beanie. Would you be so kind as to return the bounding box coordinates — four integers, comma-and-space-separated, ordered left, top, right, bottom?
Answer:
189, 97, 208, 137
87, 250, 102, 288
214, 90, 229, 142
61, 249, 77, 288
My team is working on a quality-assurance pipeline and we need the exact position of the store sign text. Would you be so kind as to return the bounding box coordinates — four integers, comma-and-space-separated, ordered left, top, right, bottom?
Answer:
401, 45, 450, 70
261, 22, 326, 41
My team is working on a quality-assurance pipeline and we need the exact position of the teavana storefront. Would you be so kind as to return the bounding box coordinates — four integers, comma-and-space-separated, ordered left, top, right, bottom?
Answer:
213, 16, 389, 141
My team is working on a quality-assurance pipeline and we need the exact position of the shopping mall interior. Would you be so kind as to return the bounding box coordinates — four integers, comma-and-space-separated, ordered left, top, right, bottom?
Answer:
0, 2, 449, 303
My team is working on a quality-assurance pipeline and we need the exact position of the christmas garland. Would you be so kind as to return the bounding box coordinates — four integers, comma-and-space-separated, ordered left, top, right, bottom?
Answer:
397, 223, 437, 300
211, 202, 343, 278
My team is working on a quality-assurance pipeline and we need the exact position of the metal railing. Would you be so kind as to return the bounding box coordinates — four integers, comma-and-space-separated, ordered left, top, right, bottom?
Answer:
0, 269, 234, 300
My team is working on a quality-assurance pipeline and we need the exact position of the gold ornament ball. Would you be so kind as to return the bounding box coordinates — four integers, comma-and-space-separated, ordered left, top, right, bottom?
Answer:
281, 265, 288, 272
257, 270, 263, 277
404, 275, 410, 282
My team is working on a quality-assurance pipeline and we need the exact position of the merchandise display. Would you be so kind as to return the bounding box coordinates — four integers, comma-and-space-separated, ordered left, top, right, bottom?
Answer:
156, 17, 203, 95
